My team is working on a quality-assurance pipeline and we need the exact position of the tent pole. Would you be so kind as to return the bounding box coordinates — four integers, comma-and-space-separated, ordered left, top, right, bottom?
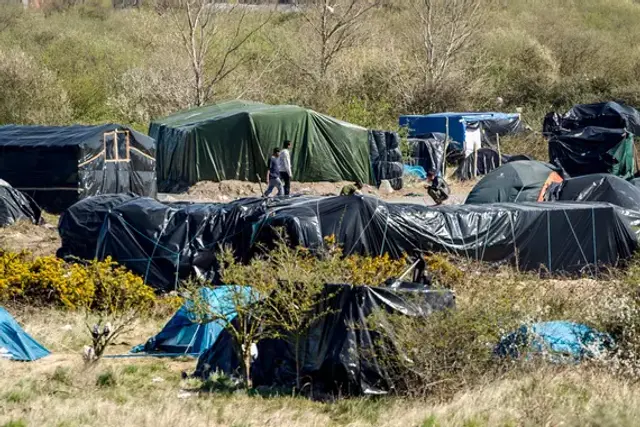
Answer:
497, 133, 502, 166
444, 117, 449, 176
473, 143, 478, 179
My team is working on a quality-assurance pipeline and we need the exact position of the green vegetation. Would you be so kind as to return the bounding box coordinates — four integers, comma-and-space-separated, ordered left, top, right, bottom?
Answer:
1, 0, 640, 134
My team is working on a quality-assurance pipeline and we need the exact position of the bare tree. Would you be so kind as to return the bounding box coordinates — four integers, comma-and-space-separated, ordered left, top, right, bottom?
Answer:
408, 0, 488, 88
293, 0, 379, 80
163, 1, 275, 107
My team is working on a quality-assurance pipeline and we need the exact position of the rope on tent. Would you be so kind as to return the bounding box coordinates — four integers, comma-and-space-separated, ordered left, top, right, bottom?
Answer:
508, 211, 519, 271
184, 323, 201, 355
592, 207, 598, 272
144, 218, 171, 286
479, 213, 494, 262
379, 207, 390, 257
562, 210, 593, 275
347, 197, 381, 256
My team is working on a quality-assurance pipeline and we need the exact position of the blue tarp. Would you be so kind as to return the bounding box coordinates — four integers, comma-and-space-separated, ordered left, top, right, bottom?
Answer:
403, 165, 427, 179
132, 286, 250, 356
495, 321, 613, 362
0, 307, 50, 361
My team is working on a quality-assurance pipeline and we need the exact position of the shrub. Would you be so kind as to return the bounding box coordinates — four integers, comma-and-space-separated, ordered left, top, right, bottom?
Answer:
0, 251, 156, 311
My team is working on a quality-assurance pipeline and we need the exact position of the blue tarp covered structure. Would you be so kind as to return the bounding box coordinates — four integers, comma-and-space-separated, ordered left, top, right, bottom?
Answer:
495, 321, 613, 362
399, 112, 524, 151
132, 286, 249, 356
0, 307, 50, 361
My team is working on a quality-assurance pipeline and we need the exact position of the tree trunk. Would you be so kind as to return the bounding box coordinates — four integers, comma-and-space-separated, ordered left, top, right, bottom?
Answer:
243, 347, 253, 389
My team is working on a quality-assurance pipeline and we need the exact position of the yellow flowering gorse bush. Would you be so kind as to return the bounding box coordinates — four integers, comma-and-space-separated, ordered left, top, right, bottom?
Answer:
0, 250, 155, 312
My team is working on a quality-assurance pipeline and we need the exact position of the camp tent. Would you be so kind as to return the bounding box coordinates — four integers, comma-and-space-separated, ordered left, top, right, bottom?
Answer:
0, 124, 157, 213
545, 174, 640, 211
544, 101, 640, 135
150, 100, 372, 191
549, 127, 636, 179
195, 283, 455, 396
0, 307, 50, 361
0, 181, 41, 227
132, 287, 249, 356
59, 194, 640, 289
399, 112, 525, 153
465, 161, 563, 204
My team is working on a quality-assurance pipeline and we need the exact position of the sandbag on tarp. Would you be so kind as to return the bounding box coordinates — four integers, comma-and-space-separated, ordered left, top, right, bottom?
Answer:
59, 196, 640, 290
495, 321, 613, 362
549, 127, 636, 179
0, 182, 41, 227
545, 174, 640, 211
0, 307, 50, 361
151, 100, 372, 191
0, 124, 156, 213
132, 286, 249, 356
466, 161, 563, 205
195, 282, 455, 396
407, 133, 446, 175
558, 101, 640, 135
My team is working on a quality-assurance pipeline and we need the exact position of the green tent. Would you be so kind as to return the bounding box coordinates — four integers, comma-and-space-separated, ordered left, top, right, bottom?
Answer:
150, 100, 372, 191
465, 161, 563, 204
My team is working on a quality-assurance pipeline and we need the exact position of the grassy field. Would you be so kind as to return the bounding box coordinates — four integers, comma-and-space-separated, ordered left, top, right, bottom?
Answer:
2, 308, 640, 427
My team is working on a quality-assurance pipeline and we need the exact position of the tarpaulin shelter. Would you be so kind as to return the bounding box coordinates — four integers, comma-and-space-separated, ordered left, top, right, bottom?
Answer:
131, 286, 248, 356
0, 124, 157, 213
465, 161, 563, 204
544, 101, 640, 135
195, 283, 455, 396
545, 174, 640, 211
0, 307, 50, 361
399, 112, 525, 153
59, 195, 640, 290
150, 100, 372, 191
369, 130, 403, 190
549, 127, 636, 179
0, 181, 41, 227
407, 133, 446, 175
495, 321, 613, 363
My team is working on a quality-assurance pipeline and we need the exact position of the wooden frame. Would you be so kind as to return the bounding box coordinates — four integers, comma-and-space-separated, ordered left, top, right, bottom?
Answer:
103, 129, 131, 163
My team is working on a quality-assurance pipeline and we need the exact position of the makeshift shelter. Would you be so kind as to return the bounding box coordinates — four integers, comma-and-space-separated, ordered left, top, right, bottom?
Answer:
549, 127, 636, 179
407, 133, 446, 175
0, 181, 41, 227
495, 321, 613, 362
132, 287, 247, 356
544, 101, 640, 135
0, 124, 157, 213
0, 307, 50, 361
465, 161, 563, 204
59, 195, 640, 290
399, 112, 525, 153
369, 130, 403, 190
195, 283, 456, 396
545, 174, 640, 211
150, 100, 372, 191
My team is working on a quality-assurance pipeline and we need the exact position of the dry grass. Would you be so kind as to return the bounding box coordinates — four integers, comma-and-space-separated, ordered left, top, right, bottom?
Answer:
0, 219, 60, 257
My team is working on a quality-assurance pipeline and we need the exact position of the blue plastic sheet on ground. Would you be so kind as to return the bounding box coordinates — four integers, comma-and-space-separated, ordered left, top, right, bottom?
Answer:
0, 307, 50, 361
403, 165, 427, 179
495, 321, 613, 363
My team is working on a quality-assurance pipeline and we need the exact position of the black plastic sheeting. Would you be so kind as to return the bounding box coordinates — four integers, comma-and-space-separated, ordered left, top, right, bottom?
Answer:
480, 116, 527, 149
369, 130, 403, 190
544, 101, 640, 135
548, 127, 635, 179
195, 282, 456, 396
545, 174, 640, 211
0, 124, 157, 213
59, 195, 640, 290
0, 183, 41, 227
408, 133, 446, 175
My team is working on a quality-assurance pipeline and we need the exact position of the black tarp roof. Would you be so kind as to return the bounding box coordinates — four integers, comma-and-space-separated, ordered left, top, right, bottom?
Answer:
0, 124, 155, 151
195, 282, 456, 396
562, 102, 640, 135
58, 195, 640, 291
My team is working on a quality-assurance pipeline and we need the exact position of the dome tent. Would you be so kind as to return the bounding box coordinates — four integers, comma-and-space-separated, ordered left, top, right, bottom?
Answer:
0, 307, 50, 361
0, 180, 41, 227
465, 161, 563, 204
150, 100, 372, 191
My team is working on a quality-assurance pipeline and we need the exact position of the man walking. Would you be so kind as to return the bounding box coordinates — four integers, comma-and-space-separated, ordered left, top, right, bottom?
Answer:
263, 147, 283, 197
279, 140, 292, 196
